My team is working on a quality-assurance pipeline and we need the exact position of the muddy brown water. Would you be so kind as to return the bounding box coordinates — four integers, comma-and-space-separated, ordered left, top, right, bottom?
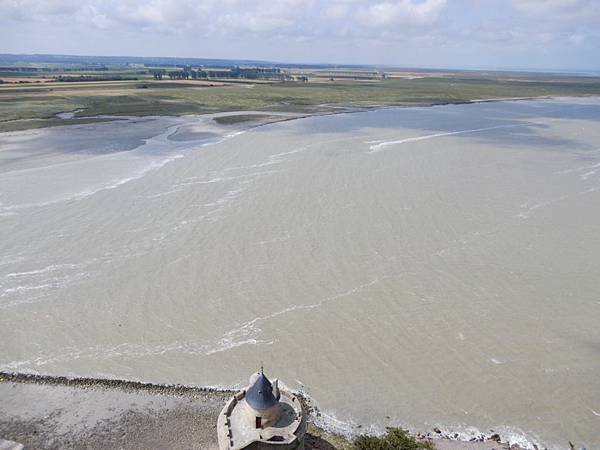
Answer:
1, 99, 599, 449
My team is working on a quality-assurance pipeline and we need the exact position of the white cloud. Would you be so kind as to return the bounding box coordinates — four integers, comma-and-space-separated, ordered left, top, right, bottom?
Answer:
75, 5, 111, 29
324, 3, 351, 20
0, 0, 449, 33
568, 33, 585, 45
357, 0, 447, 27
513, 0, 589, 15
1, 0, 81, 21
213, 0, 306, 33
512, 0, 600, 25
0, 0, 598, 69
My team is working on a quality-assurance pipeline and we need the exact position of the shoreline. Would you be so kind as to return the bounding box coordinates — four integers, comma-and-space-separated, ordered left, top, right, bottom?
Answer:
0, 94, 569, 135
0, 371, 522, 449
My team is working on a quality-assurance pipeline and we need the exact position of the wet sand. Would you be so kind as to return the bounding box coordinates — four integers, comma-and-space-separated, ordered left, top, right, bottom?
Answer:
0, 373, 516, 450
0, 376, 228, 450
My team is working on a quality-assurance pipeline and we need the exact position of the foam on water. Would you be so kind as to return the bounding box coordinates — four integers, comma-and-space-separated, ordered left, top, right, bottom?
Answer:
367, 123, 530, 153
300, 392, 545, 450
0, 152, 186, 214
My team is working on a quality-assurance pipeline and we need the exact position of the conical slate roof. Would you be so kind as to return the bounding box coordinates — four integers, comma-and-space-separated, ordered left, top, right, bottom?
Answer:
246, 370, 278, 410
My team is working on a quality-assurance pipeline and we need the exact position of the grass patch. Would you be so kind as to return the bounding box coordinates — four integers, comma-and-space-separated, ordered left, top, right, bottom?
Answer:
1, 74, 600, 132
0, 117, 120, 133
352, 428, 436, 450
213, 114, 277, 124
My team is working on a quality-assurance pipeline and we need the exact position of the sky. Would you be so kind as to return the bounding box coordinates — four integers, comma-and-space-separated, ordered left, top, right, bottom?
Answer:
1, 0, 599, 71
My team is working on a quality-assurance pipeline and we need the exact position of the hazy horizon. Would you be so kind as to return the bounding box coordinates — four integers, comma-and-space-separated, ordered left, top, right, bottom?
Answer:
2, 0, 599, 72
2, 51, 600, 75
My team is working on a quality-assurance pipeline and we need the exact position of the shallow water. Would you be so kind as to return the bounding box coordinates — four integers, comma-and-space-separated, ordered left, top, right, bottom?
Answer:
1, 99, 599, 449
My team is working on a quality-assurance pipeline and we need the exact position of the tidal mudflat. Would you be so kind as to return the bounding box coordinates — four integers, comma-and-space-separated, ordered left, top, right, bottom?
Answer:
1, 98, 599, 449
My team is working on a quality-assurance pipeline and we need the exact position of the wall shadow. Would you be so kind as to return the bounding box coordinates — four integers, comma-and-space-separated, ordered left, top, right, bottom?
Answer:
305, 433, 339, 450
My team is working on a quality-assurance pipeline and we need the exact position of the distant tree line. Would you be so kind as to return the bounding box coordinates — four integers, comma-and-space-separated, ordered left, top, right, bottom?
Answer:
0, 67, 45, 72
0, 66, 117, 73
0, 79, 44, 84
54, 75, 139, 82
149, 66, 292, 81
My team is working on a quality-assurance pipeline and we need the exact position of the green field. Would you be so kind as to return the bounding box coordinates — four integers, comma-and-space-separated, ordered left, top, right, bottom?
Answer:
2, 73, 600, 132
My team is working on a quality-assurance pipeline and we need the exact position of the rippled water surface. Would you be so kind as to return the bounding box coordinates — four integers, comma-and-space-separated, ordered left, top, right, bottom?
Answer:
1, 99, 599, 449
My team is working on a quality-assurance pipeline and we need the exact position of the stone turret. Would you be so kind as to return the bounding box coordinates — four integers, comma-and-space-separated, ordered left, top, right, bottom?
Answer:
245, 368, 281, 428
217, 367, 306, 449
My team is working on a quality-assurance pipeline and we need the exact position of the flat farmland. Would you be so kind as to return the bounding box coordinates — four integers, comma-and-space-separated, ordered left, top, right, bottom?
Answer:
2, 73, 600, 132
